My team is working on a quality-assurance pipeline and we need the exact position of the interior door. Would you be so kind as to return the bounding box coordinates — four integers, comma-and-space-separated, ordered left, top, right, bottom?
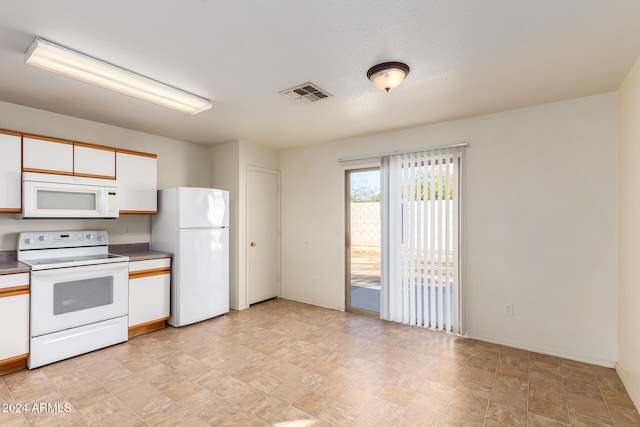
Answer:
247, 168, 280, 305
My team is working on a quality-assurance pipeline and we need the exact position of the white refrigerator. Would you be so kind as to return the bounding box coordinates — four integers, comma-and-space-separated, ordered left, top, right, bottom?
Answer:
151, 187, 229, 327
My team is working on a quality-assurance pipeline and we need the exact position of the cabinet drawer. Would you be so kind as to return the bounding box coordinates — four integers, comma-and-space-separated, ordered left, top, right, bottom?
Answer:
129, 258, 171, 273
0, 273, 30, 290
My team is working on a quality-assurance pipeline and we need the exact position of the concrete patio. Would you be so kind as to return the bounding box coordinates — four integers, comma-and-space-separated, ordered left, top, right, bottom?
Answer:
349, 248, 381, 313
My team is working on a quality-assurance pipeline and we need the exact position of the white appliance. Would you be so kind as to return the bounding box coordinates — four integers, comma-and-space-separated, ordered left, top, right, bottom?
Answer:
18, 172, 119, 219
151, 187, 229, 327
17, 230, 129, 369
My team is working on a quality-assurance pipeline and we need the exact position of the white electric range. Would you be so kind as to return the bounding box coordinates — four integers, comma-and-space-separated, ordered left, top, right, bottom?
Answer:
17, 230, 129, 369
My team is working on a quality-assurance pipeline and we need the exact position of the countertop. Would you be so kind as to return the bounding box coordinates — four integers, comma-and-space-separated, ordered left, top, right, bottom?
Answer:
0, 251, 30, 275
0, 260, 30, 275
0, 244, 172, 275
109, 243, 172, 262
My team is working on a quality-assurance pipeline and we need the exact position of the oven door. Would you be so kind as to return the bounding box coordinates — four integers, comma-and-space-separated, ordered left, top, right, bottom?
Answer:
30, 262, 128, 337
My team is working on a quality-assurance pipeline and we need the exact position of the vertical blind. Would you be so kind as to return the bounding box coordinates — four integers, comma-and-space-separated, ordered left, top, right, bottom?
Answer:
381, 146, 463, 333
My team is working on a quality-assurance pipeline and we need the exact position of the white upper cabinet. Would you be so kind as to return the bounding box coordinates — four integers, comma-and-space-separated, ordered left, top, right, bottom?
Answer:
116, 150, 158, 214
23, 136, 74, 174
11, 130, 158, 214
74, 143, 116, 179
24, 137, 116, 179
0, 131, 22, 212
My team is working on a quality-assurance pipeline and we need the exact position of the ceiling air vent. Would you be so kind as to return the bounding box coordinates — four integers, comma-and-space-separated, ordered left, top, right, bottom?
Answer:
279, 82, 332, 104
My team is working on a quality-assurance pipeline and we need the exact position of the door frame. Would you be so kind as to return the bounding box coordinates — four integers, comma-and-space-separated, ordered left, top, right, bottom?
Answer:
246, 165, 281, 306
344, 164, 380, 317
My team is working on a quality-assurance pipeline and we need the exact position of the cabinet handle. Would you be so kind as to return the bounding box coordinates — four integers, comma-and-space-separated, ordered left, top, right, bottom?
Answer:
250, 242, 257, 247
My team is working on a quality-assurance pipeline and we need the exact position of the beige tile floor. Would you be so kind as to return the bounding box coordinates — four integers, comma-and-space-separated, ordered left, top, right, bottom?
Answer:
1, 298, 639, 426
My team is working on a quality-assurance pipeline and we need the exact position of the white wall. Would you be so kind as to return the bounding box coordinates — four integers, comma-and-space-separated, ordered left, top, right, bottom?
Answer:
211, 142, 241, 309
211, 140, 279, 310
0, 101, 211, 250
280, 93, 618, 366
617, 56, 640, 406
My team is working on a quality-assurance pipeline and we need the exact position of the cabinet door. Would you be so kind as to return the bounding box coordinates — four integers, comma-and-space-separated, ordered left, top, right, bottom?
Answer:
0, 131, 22, 213
117, 151, 158, 214
128, 258, 170, 327
0, 273, 30, 361
74, 143, 116, 179
23, 136, 74, 174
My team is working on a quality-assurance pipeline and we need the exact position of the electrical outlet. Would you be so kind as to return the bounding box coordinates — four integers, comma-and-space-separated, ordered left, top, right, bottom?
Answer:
312, 276, 319, 286
124, 226, 130, 235
504, 304, 513, 315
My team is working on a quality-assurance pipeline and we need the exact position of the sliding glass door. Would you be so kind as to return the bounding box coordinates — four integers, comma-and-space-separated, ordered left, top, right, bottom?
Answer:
344, 146, 463, 332
345, 168, 381, 315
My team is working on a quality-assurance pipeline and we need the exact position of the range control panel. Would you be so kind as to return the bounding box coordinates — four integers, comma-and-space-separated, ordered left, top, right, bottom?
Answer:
18, 230, 109, 251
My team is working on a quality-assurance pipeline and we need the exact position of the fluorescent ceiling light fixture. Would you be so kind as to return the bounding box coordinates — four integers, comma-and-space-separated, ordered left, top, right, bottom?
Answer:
25, 37, 212, 115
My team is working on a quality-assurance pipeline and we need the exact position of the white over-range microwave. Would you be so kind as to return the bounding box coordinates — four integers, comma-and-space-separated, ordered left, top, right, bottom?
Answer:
17, 172, 119, 219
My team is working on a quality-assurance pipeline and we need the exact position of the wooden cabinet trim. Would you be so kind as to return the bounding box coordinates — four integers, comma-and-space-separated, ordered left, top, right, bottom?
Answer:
120, 210, 157, 215
128, 317, 169, 338
0, 128, 22, 137
116, 148, 158, 158
23, 134, 75, 145
0, 353, 28, 376
129, 267, 170, 280
73, 172, 117, 180
0, 285, 30, 298
74, 141, 116, 152
0, 208, 21, 213
21, 168, 74, 176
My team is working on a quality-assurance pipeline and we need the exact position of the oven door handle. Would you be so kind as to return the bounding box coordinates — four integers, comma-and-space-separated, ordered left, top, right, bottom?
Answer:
30, 262, 129, 277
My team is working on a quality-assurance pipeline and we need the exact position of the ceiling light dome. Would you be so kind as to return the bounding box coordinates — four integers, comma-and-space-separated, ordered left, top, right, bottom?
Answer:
367, 62, 410, 92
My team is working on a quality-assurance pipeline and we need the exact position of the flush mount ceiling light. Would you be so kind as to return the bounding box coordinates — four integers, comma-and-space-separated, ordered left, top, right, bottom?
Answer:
367, 62, 410, 92
24, 37, 212, 115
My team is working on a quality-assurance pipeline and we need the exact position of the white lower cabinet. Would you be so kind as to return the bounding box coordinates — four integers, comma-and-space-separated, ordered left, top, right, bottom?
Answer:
0, 273, 30, 373
128, 258, 170, 337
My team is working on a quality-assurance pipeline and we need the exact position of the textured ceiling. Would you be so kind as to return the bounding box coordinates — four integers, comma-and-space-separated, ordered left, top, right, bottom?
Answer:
0, 1, 639, 149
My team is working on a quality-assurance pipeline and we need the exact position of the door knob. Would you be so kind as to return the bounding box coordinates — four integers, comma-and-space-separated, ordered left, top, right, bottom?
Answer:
250, 242, 257, 246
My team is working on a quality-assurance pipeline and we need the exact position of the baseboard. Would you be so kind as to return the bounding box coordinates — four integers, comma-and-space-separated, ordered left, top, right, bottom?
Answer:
616, 363, 640, 410
278, 295, 344, 312
0, 354, 28, 376
128, 317, 169, 338
467, 333, 616, 368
